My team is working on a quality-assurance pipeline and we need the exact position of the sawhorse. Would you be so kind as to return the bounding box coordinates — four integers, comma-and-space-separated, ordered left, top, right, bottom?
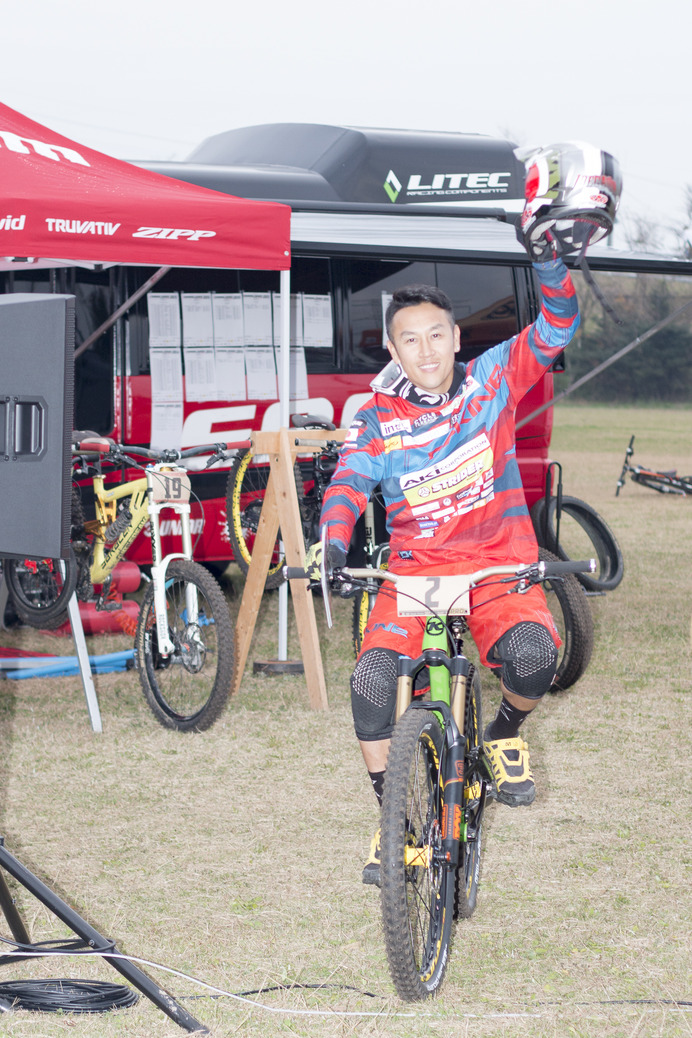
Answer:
232, 427, 346, 710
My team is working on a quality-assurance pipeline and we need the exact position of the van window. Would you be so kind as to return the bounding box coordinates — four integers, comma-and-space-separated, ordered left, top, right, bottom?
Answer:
343, 259, 518, 372
435, 263, 518, 364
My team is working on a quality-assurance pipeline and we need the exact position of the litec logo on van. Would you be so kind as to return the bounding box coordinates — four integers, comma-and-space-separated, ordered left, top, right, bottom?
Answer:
383, 168, 512, 202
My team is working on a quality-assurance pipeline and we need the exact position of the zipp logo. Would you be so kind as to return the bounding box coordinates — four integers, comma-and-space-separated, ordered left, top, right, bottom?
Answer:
0, 130, 89, 166
132, 226, 216, 241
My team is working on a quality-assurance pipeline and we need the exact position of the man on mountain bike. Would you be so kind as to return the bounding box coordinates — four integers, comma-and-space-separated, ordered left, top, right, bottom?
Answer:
306, 143, 620, 885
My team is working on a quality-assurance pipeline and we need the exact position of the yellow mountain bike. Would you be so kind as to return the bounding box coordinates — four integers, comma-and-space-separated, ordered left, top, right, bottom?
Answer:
3, 434, 235, 732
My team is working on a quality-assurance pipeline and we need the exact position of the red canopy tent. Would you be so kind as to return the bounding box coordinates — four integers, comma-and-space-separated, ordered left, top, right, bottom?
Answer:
0, 102, 290, 269
0, 103, 297, 697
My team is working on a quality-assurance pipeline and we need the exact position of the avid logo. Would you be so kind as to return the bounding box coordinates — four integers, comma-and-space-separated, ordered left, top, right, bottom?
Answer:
383, 170, 402, 203
0, 214, 26, 231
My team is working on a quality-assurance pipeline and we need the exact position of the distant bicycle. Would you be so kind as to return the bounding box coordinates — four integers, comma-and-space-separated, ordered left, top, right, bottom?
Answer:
616, 435, 692, 497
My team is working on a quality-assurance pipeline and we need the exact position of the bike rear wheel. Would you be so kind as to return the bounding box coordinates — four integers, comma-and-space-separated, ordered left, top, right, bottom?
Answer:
225, 448, 304, 589
135, 559, 234, 732
380, 708, 454, 1000
539, 547, 594, 691
531, 495, 624, 592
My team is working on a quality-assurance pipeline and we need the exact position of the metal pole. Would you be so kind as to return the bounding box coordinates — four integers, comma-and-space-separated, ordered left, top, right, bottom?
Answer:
278, 269, 291, 661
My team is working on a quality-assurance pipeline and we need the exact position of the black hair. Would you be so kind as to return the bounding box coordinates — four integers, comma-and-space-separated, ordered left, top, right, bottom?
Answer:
385, 284, 456, 340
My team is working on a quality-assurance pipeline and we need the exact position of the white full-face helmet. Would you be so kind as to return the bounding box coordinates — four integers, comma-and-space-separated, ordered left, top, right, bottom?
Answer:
516, 141, 623, 258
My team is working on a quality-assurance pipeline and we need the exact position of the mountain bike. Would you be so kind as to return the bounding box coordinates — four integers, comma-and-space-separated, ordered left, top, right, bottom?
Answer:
285, 543, 595, 1000
3, 434, 235, 732
616, 434, 692, 496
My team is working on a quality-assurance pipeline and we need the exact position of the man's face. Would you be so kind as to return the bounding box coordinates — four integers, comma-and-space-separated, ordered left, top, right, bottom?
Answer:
387, 302, 461, 396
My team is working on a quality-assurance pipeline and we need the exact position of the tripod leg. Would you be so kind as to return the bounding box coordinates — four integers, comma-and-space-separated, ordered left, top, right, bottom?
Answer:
0, 869, 30, 944
0, 839, 208, 1034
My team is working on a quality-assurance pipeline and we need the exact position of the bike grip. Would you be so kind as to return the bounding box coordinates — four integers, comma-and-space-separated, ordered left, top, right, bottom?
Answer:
543, 558, 596, 576
283, 566, 309, 581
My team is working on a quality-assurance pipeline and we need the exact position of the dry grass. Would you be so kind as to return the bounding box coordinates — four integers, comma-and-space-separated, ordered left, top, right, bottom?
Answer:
0, 404, 690, 1038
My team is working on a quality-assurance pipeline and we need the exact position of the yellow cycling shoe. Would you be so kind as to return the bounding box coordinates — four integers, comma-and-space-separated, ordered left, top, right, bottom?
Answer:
482, 727, 535, 807
362, 827, 381, 887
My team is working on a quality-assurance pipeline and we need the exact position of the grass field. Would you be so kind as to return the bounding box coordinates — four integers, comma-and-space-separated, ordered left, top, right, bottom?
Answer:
0, 404, 690, 1038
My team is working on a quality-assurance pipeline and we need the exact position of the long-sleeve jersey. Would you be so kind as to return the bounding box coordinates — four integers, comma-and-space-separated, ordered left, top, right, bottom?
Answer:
320, 258, 579, 568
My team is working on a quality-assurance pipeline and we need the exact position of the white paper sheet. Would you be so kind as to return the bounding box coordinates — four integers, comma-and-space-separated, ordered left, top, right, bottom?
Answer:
302, 294, 333, 349
147, 293, 181, 347
245, 346, 277, 400
150, 346, 183, 403
181, 292, 214, 347
215, 348, 247, 401
242, 292, 274, 346
272, 291, 304, 347
183, 346, 217, 402
212, 293, 245, 347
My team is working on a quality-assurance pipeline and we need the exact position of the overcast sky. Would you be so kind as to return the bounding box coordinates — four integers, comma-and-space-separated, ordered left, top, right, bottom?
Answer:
3, 0, 690, 251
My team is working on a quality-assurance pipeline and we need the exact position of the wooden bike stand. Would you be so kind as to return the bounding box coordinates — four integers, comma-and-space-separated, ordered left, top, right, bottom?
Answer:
232, 427, 346, 711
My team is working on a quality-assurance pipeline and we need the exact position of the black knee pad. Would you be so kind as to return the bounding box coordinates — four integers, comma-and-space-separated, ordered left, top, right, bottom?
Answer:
350, 648, 399, 741
489, 622, 557, 699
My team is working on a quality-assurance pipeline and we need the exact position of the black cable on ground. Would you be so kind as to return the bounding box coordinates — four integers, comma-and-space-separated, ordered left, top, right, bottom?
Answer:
0, 978, 139, 1013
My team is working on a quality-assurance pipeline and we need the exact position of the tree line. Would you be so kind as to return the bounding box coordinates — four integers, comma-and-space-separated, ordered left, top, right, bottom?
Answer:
554, 269, 692, 404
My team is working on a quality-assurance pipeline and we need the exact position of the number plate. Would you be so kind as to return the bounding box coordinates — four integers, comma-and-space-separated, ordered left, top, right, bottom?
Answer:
396, 575, 471, 617
149, 468, 192, 504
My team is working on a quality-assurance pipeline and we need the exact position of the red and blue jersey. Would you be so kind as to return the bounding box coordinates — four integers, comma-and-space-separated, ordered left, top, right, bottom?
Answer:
320, 258, 579, 569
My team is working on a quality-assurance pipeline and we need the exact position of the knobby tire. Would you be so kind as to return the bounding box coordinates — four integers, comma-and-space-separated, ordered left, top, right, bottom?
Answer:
135, 559, 234, 732
380, 709, 454, 1000
531, 495, 624, 592
538, 547, 594, 691
454, 667, 483, 919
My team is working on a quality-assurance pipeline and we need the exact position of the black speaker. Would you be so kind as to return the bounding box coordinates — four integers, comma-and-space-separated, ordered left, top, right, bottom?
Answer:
0, 293, 75, 559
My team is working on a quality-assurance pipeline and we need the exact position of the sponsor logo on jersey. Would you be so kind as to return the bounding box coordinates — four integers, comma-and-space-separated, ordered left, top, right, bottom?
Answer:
45, 218, 121, 236
381, 417, 411, 436
400, 433, 492, 492
412, 412, 437, 429
383, 435, 402, 454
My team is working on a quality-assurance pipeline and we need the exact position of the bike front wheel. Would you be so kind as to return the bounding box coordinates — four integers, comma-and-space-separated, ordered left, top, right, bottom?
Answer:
380, 708, 454, 1001
135, 559, 234, 732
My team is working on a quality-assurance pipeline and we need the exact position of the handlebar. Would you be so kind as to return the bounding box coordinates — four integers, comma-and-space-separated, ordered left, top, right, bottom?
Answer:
284, 558, 596, 585
71, 433, 251, 468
